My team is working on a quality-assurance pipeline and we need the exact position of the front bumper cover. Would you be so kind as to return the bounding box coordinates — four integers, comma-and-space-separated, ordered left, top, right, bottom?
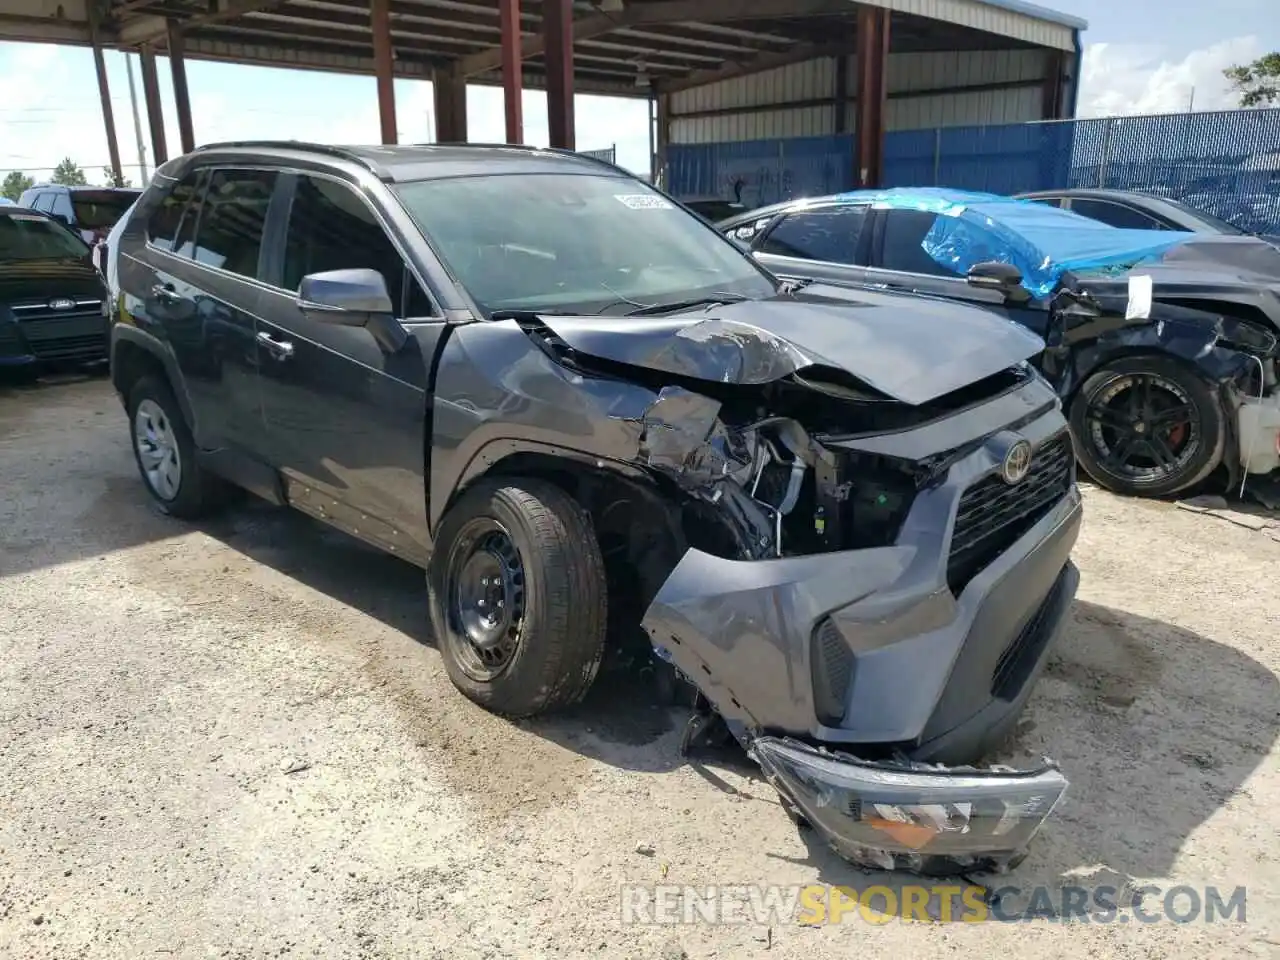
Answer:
751, 737, 1068, 874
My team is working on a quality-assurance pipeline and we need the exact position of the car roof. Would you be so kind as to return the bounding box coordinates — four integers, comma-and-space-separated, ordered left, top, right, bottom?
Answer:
23, 184, 141, 193
0, 206, 50, 217
188, 140, 631, 183
1017, 188, 1169, 203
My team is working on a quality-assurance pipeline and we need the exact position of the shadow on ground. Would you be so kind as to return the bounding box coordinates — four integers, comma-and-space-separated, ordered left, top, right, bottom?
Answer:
195, 489, 1280, 898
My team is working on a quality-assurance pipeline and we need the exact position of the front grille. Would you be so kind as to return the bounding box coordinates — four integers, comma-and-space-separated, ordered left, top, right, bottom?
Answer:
947, 432, 1073, 593
20, 312, 107, 362
11, 299, 102, 321
811, 617, 855, 724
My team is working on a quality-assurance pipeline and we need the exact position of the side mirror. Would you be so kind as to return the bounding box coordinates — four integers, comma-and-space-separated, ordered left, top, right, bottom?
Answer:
967, 261, 1030, 303
296, 268, 407, 353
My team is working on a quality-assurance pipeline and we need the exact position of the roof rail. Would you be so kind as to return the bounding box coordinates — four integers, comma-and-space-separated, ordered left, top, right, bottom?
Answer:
192, 140, 384, 175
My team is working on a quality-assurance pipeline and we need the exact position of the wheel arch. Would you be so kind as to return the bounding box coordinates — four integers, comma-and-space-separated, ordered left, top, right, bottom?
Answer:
110, 326, 198, 437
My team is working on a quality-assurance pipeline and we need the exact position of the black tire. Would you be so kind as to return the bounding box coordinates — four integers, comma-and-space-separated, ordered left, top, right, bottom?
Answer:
1069, 356, 1225, 498
428, 478, 607, 717
126, 375, 229, 519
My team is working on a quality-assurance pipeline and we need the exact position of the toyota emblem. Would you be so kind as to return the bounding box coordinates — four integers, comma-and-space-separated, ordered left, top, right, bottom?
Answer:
1001, 439, 1034, 485
47, 297, 75, 311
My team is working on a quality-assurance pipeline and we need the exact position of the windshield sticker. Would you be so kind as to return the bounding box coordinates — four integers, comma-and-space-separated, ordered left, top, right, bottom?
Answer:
614, 194, 673, 210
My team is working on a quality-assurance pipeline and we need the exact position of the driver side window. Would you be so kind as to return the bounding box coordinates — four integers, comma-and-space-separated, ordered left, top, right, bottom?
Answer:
879, 210, 962, 278
283, 175, 435, 319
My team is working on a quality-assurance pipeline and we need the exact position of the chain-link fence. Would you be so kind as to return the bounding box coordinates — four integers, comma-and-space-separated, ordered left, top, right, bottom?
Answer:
578, 145, 617, 164
666, 107, 1280, 235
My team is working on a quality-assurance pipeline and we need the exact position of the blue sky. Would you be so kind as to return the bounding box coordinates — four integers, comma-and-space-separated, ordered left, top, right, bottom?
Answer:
1, 0, 1276, 185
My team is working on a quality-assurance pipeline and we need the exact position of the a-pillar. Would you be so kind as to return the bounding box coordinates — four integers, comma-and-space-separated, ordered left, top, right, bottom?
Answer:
371, 0, 397, 144
499, 0, 523, 143
89, 5, 123, 185
137, 43, 168, 167
167, 21, 195, 154
542, 0, 574, 149
855, 5, 889, 188
434, 68, 468, 142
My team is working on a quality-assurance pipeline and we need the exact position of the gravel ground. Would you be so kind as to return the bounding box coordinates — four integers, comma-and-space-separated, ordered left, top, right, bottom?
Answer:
1, 374, 1278, 960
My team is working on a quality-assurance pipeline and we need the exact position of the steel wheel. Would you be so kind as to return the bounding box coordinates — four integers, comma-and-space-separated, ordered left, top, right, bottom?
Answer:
133, 398, 183, 501
1082, 372, 1201, 486
443, 518, 527, 682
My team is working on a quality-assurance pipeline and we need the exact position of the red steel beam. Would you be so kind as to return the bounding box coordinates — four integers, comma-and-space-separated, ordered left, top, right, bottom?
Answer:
90, 8, 124, 186
854, 5, 889, 187
167, 21, 196, 154
137, 43, 169, 167
370, 0, 398, 144
542, 0, 574, 150
498, 0, 523, 143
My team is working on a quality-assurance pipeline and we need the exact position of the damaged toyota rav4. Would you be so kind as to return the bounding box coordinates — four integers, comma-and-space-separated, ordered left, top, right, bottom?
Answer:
108, 142, 1082, 875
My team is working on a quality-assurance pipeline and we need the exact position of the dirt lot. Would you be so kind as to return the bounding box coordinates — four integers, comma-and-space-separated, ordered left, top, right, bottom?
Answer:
1, 374, 1278, 960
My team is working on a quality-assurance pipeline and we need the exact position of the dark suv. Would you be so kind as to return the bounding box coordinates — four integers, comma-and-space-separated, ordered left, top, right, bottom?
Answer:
108, 141, 1082, 873
1, 206, 109, 373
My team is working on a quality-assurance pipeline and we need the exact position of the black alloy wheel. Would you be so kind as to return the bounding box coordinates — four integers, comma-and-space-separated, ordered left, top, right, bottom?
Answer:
1069, 356, 1224, 498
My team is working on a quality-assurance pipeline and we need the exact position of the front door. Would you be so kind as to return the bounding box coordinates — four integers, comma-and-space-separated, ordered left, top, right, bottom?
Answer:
253, 171, 444, 564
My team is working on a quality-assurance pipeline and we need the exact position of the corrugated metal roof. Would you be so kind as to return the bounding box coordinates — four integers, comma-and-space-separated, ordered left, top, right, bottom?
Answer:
864, 0, 1083, 51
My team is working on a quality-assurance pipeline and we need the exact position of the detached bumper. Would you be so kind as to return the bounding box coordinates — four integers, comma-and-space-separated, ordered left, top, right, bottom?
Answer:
751, 737, 1067, 874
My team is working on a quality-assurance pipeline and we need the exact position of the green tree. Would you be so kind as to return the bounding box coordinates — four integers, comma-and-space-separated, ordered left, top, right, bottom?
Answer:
102, 166, 133, 188
1224, 52, 1280, 108
50, 157, 88, 186
2, 170, 34, 201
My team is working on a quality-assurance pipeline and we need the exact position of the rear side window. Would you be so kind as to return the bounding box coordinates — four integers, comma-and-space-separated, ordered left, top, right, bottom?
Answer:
191, 169, 277, 279
282, 174, 433, 318
148, 171, 205, 252
1069, 199, 1166, 230
759, 207, 868, 264
879, 210, 960, 277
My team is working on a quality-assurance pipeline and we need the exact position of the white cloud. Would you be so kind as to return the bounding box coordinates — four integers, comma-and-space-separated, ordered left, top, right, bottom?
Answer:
1078, 36, 1263, 118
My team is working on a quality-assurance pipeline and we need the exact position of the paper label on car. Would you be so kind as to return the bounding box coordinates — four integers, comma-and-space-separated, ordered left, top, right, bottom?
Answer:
614, 194, 673, 210
1125, 273, 1153, 320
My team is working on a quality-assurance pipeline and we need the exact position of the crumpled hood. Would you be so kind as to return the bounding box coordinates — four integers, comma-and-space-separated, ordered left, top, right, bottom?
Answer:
536, 286, 1044, 406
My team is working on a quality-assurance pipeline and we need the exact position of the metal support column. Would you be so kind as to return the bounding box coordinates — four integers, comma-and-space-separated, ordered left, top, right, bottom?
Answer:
90, 6, 123, 186
433, 68, 468, 143
833, 52, 849, 134
167, 21, 195, 154
854, 5, 889, 188
371, 0, 397, 144
542, 0, 575, 150
655, 92, 670, 190
499, 0, 523, 143
1041, 49, 1066, 119
138, 43, 168, 168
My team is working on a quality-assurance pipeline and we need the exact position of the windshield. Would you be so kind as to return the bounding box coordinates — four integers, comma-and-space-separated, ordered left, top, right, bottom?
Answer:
0, 211, 91, 261
70, 191, 141, 230
393, 173, 776, 315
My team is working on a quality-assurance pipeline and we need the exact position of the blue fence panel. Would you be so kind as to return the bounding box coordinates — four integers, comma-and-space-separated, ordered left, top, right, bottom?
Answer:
579, 146, 617, 164
666, 107, 1280, 235
666, 134, 855, 207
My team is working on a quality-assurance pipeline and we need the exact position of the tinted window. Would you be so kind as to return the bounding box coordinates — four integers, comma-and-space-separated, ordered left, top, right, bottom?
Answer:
1069, 199, 1165, 230
148, 171, 205, 252
283, 175, 434, 319
0, 210, 91, 261
190, 169, 276, 278
32, 193, 53, 213
70, 191, 141, 231
759, 207, 868, 264
880, 210, 960, 276
51, 192, 74, 222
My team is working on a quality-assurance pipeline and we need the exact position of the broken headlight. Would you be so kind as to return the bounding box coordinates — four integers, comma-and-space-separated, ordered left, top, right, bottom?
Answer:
751, 737, 1068, 874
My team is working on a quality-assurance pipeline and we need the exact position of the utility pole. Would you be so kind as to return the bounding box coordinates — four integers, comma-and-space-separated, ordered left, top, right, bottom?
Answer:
125, 52, 150, 186
1188, 86, 1196, 111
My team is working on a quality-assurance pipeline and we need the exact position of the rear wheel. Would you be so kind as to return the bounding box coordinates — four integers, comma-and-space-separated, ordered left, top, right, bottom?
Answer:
1069, 356, 1224, 498
428, 478, 607, 717
127, 375, 229, 518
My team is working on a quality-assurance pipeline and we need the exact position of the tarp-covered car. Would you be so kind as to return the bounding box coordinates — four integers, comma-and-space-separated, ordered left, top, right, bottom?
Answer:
721, 188, 1280, 500
109, 145, 1081, 875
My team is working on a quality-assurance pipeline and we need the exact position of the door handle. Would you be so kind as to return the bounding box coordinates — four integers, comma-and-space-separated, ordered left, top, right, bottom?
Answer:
151, 283, 180, 303
256, 330, 295, 360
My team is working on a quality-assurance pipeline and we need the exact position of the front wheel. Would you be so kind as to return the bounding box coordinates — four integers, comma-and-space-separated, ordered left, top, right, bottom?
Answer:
428, 478, 607, 717
1069, 356, 1225, 498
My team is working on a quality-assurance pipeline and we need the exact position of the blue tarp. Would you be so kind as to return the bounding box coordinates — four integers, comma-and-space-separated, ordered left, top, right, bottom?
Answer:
830, 187, 1197, 298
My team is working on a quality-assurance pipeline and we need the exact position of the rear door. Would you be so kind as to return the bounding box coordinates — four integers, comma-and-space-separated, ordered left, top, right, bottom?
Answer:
118, 166, 271, 460
252, 171, 442, 562
863, 207, 1052, 340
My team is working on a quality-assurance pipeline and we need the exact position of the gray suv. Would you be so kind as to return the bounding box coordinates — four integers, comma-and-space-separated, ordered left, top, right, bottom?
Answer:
106, 141, 1082, 874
